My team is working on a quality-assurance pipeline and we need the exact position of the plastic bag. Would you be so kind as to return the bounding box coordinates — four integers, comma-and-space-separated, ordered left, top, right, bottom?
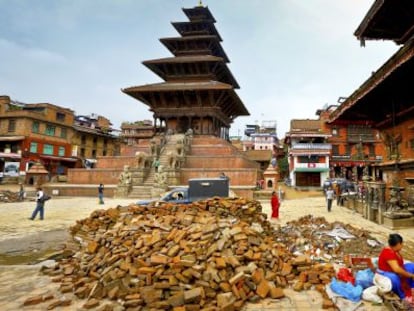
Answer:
373, 273, 392, 294
337, 267, 355, 285
355, 268, 374, 289
362, 286, 383, 304
330, 278, 363, 302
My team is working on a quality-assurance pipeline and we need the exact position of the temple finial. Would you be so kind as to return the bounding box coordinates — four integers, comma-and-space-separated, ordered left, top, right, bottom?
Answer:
198, 0, 203, 7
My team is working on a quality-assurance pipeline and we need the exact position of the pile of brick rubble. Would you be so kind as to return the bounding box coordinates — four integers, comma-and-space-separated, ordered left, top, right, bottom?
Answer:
24, 198, 382, 310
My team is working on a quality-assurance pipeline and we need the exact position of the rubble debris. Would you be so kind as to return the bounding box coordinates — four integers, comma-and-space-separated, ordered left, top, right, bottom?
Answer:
276, 215, 383, 261
32, 199, 385, 310
0, 190, 21, 203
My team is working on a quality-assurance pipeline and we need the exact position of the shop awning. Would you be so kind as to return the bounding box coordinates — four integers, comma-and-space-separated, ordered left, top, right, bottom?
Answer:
0, 136, 25, 141
294, 168, 330, 173
40, 155, 78, 162
0, 152, 21, 159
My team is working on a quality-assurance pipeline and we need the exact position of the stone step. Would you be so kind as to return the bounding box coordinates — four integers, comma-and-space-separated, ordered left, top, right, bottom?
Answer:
128, 186, 154, 199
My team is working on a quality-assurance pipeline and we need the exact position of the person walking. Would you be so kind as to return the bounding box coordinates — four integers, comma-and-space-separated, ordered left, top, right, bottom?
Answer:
98, 183, 104, 204
29, 187, 45, 220
326, 186, 335, 212
271, 191, 280, 219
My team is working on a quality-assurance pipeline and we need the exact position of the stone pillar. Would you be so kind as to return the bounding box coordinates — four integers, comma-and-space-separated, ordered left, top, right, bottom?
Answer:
364, 181, 386, 224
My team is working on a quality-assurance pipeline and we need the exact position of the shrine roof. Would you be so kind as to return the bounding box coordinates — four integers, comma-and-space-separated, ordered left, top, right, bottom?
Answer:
160, 35, 229, 62
355, 0, 414, 45
123, 81, 233, 92
328, 38, 414, 125
123, 81, 249, 117
183, 6, 216, 23
172, 21, 222, 41
143, 55, 223, 64
143, 56, 240, 89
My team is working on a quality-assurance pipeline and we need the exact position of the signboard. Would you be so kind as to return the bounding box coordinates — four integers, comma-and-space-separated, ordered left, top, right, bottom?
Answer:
4, 161, 20, 176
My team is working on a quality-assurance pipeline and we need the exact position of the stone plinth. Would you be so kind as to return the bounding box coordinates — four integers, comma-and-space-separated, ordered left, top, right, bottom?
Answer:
151, 187, 166, 199
383, 216, 414, 230
132, 169, 149, 184
115, 185, 131, 198
167, 169, 181, 186
364, 182, 386, 224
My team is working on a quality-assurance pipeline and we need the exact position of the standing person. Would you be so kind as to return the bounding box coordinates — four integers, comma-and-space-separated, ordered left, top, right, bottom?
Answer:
153, 158, 160, 172
98, 183, 104, 204
18, 183, 25, 201
377, 233, 414, 303
29, 187, 45, 220
271, 191, 280, 219
325, 186, 335, 212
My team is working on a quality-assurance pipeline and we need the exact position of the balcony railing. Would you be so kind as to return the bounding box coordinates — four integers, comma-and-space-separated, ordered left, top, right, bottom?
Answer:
347, 134, 376, 142
291, 143, 331, 150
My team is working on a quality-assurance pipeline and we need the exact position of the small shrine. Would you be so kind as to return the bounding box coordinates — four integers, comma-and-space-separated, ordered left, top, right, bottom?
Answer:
263, 163, 280, 191
26, 162, 49, 186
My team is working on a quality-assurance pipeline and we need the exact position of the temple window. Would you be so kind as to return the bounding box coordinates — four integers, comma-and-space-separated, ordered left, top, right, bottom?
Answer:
58, 146, 65, 156
56, 112, 65, 122
30, 142, 38, 153
32, 121, 40, 133
45, 124, 55, 136
43, 144, 54, 155
8, 119, 16, 132
60, 128, 67, 138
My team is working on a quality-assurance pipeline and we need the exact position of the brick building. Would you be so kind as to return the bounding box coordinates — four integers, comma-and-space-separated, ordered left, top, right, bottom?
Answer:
0, 96, 78, 183
72, 114, 120, 168
329, 0, 414, 203
120, 120, 154, 146
317, 105, 384, 181
285, 119, 331, 188
0, 96, 120, 183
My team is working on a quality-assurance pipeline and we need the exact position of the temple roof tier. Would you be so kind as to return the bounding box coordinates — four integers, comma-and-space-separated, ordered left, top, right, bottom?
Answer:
172, 21, 222, 40
152, 106, 232, 125
122, 81, 249, 118
355, 0, 414, 45
329, 38, 414, 127
143, 55, 239, 88
183, 6, 216, 23
160, 35, 229, 62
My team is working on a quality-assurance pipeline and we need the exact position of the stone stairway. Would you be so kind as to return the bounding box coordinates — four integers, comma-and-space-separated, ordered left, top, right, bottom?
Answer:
127, 134, 185, 199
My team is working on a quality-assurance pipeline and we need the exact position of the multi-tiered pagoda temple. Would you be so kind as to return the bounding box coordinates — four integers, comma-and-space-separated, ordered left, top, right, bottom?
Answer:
122, 4, 249, 140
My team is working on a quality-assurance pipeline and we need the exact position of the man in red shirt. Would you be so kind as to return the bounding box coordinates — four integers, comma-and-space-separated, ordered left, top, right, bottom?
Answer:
378, 233, 414, 302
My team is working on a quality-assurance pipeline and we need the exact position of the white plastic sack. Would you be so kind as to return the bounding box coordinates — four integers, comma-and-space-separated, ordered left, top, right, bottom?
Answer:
373, 273, 392, 294
362, 286, 383, 304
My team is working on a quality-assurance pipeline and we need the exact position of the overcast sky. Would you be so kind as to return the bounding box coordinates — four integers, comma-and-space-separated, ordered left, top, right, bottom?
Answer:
0, 0, 398, 137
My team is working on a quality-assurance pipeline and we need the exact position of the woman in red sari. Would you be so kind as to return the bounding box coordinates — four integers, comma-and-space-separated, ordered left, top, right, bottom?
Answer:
377, 233, 414, 303
271, 191, 280, 219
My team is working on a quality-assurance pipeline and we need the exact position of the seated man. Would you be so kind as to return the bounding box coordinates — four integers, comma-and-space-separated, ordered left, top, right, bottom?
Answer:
177, 192, 184, 200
